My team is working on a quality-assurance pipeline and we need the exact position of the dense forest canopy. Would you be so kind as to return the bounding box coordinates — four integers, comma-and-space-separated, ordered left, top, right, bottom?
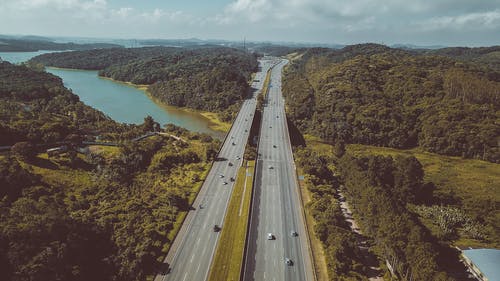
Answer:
282, 44, 500, 163
30, 47, 259, 120
0, 61, 140, 146
0, 38, 121, 52
422, 46, 500, 72
0, 128, 219, 281
0, 61, 221, 281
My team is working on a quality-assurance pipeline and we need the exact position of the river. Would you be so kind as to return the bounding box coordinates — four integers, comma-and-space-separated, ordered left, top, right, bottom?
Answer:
0, 51, 225, 139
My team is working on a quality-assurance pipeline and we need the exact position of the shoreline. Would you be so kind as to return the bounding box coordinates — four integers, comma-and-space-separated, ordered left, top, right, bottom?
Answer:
100, 74, 231, 134
46, 66, 232, 136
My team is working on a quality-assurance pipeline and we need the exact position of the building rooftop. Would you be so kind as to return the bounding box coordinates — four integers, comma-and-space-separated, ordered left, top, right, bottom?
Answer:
463, 248, 500, 281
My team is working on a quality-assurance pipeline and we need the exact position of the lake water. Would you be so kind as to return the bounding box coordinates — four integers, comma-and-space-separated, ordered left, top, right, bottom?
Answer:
0, 51, 224, 138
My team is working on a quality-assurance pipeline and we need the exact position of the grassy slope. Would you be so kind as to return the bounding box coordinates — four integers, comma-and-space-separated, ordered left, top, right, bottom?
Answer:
297, 164, 330, 281
300, 135, 499, 249
208, 160, 255, 281
18, 139, 215, 272
347, 143, 500, 248
347, 144, 500, 203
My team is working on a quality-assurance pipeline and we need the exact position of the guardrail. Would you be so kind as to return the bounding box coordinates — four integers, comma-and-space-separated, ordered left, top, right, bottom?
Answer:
240, 59, 280, 281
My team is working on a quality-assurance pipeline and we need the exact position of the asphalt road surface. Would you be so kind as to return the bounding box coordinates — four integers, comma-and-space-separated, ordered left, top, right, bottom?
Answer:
154, 58, 275, 281
243, 59, 314, 281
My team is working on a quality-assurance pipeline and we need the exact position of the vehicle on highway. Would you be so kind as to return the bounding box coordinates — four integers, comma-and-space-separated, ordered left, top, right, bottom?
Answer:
236, 156, 241, 160
213, 225, 221, 232
232, 142, 236, 145
267, 233, 275, 240
228, 162, 233, 166
268, 166, 273, 169
230, 177, 235, 182
291, 231, 298, 237
269, 126, 272, 128
222, 181, 228, 185
273, 145, 277, 148
285, 258, 293, 266
219, 174, 224, 178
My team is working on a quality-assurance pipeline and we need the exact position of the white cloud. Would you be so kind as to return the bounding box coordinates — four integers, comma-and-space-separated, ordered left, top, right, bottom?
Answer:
0, 0, 198, 37
0, 0, 498, 45
419, 10, 500, 30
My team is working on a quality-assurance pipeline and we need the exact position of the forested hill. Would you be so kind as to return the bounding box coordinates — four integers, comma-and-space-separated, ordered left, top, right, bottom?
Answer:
0, 38, 121, 52
29, 46, 180, 70
30, 47, 259, 119
0, 61, 135, 146
283, 44, 500, 163
423, 46, 500, 72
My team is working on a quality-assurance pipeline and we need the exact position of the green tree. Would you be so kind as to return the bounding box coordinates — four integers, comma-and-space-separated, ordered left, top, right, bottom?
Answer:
10, 142, 36, 161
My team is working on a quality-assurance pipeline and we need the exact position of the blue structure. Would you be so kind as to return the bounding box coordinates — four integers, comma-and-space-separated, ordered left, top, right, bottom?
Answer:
462, 248, 500, 281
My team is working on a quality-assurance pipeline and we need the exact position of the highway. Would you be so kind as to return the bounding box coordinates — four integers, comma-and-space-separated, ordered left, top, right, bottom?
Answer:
154, 58, 274, 281
243, 59, 314, 281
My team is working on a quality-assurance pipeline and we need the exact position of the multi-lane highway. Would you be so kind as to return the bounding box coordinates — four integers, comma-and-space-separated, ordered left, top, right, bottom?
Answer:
243, 59, 314, 281
154, 58, 274, 281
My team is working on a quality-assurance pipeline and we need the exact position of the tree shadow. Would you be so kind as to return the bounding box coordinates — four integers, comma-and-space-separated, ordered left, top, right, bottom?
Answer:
286, 117, 305, 146
31, 156, 58, 170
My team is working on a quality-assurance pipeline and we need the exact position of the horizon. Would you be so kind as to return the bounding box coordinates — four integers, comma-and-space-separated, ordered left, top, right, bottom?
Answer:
0, 0, 499, 47
2, 33, 498, 49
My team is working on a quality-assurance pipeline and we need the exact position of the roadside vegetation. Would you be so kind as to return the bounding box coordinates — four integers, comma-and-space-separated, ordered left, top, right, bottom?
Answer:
293, 135, 499, 280
0, 126, 220, 281
348, 144, 500, 249
294, 144, 373, 281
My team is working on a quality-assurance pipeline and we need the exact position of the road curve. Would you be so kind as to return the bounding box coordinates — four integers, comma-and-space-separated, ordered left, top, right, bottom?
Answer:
154, 58, 273, 281
243, 58, 314, 281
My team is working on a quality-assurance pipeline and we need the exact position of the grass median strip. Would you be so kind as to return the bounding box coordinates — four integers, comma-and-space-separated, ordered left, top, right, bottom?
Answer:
208, 160, 255, 281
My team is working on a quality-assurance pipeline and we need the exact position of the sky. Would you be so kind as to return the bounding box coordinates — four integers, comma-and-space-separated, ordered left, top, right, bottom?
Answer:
0, 0, 499, 46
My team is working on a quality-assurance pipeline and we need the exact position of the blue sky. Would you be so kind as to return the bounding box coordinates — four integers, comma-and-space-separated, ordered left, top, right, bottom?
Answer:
0, 0, 499, 46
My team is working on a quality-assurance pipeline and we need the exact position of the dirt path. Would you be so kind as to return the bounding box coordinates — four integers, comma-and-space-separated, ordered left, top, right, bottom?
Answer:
338, 191, 384, 281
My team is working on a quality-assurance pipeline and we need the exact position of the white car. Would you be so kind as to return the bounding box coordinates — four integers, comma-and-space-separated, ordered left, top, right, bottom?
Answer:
219, 174, 224, 178
236, 156, 241, 160
222, 181, 228, 185
285, 258, 293, 266
267, 233, 275, 240
268, 166, 273, 169
290, 231, 298, 237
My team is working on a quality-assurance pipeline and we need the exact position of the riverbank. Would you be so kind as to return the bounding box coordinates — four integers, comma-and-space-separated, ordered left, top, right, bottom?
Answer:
46, 67, 228, 138
100, 75, 232, 135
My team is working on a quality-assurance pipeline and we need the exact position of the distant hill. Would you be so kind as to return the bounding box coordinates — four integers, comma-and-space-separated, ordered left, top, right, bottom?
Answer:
391, 43, 447, 50
423, 46, 500, 71
0, 38, 122, 52
283, 43, 500, 163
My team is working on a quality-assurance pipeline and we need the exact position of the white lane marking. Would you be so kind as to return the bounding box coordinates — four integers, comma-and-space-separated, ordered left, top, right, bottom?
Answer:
238, 166, 250, 216
190, 255, 194, 264
182, 273, 188, 281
